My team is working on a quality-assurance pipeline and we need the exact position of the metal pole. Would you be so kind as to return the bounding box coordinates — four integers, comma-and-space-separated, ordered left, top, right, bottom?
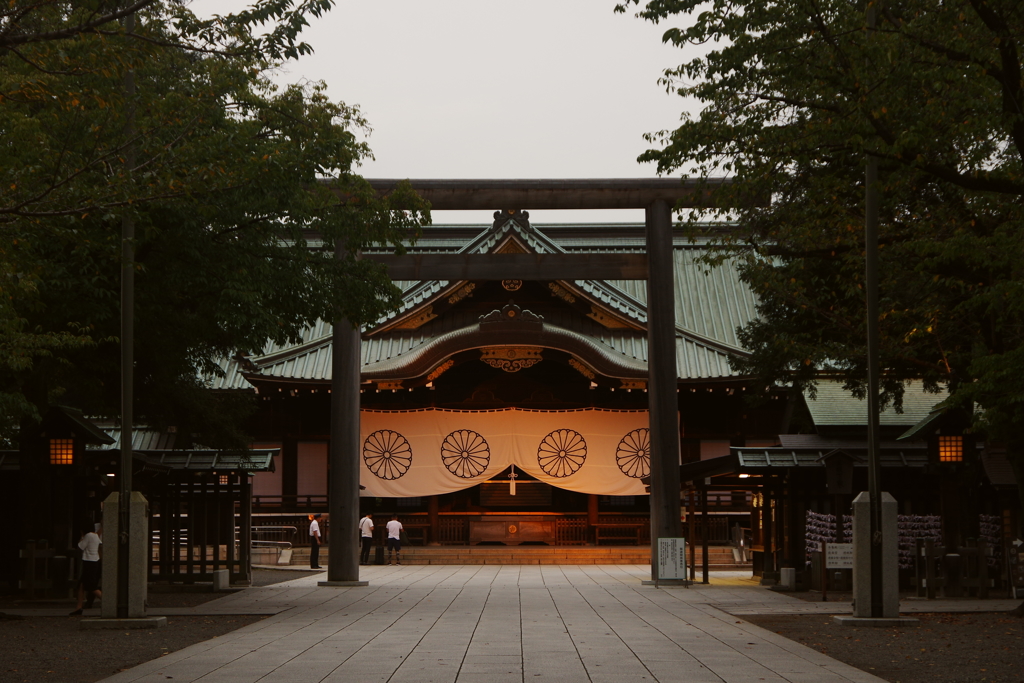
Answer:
117, 8, 136, 620
865, 0, 884, 617
645, 200, 683, 581
327, 242, 363, 583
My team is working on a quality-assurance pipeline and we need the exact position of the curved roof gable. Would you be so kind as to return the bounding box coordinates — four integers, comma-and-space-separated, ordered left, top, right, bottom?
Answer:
207, 220, 759, 389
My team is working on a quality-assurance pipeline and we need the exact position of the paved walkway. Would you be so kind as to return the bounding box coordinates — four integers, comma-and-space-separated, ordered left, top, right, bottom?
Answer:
92, 566, 1017, 683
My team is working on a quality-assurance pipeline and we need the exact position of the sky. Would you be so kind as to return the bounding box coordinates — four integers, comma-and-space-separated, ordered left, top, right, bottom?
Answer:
198, 1, 700, 223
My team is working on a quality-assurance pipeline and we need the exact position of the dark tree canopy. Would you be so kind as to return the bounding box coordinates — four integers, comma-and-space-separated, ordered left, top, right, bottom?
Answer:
1, 1, 429, 446
621, 0, 1024, 493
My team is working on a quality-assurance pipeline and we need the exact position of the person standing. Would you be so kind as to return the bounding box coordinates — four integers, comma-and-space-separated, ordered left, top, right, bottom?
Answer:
309, 513, 323, 569
385, 514, 403, 566
69, 524, 101, 616
359, 513, 374, 565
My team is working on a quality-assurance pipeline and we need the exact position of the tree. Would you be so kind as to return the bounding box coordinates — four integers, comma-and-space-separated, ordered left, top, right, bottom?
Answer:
1, 0, 331, 55
1, 1, 429, 445
619, 0, 1024, 513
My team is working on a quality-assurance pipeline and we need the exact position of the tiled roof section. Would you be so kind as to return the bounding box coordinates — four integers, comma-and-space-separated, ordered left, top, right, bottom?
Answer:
599, 250, 757, 351
53, 406, 115, 445
136, 450, 276, 473
803, 381, 947, 427
2, 449, 275, 472
219, 329, 739, 384
84, 426, 277, 472
366, 222, 759, 350
260, 338, 333, 383
574, 279, 648, 325
210, 355, 255, 391
209, 222, 758, 386
778, 434, 928, 450
981, 450, 1019, 487
733, 448, 929, 469
371, 280, 450, 327
463, 219, 556, 255
673, 252, 758, 351
91, 425, 178, 451
550, 229, 758, 348
676, 338, 742, 379
205, 321, 337, 389
241, 318, 653, 383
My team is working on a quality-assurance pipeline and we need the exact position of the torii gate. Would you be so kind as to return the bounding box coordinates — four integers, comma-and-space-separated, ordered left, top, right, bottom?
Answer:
320, 178, 731, 586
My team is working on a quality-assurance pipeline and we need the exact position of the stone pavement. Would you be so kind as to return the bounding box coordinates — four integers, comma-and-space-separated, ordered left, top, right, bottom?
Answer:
91, 566, 1017, 683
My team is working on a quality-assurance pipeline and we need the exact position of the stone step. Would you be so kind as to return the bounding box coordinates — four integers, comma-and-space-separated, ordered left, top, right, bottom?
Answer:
287, 545, 750, 566
292, 545, 737, 554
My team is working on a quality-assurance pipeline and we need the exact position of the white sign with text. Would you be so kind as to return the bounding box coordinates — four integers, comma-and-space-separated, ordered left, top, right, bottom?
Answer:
826, 543, 854, 569
658, 538, 687, 580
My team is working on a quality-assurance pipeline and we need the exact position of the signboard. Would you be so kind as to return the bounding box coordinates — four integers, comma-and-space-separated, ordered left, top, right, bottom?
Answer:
657, 538, 687, 580
826, 542, 854, 569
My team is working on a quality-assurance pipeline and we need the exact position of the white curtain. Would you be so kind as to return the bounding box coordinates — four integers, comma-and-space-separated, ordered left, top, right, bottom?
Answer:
359, 408, 650, 497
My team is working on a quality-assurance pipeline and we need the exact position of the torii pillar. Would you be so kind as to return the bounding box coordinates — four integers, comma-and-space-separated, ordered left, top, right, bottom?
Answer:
645, 199, 683, 579
322, 245, 367, 585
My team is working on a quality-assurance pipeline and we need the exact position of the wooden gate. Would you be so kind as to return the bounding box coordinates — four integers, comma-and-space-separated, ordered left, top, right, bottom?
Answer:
147, 472, 252, 585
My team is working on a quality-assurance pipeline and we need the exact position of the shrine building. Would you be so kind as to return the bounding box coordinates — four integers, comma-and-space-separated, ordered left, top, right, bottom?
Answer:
209, 208, 787, 562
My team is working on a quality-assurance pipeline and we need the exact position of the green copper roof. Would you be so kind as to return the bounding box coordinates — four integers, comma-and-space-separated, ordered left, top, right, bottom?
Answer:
209, 221, 759, 388
803, 381, 947, 428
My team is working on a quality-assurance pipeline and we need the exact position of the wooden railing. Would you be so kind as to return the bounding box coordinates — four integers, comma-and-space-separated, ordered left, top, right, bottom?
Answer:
683, 516, 731, 544
251, 513, 321, 546
439, 517, 466, 545
243, 511, 735, 547
681, 491, 752, 511
556, 518, 588, 545
252, 495, 327, 511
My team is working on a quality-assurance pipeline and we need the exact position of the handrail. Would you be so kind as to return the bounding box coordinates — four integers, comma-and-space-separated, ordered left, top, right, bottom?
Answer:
252, 540, 292, 549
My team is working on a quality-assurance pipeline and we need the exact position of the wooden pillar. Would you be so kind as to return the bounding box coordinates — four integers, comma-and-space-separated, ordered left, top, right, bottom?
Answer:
688, 488, 696, 582
327, 320, 363, 583
240, 474, 253, 585
223, 474, 235, 578
588, 494, 599, 544
701, 486, 710, 584
795, 489, 808, 570
788, 489, 797, 566
159, 485, 171, 581
763, 484, 774, 576
428, 495, 440, 546
646, 199, 682, 580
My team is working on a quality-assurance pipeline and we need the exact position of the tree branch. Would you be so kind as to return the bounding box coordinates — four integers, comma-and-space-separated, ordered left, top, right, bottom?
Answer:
0, 0, 157, 48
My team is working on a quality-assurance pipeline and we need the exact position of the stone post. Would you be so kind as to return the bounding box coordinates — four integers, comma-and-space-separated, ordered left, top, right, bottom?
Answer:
101, 492, 149, 618
852, 491, 898, 618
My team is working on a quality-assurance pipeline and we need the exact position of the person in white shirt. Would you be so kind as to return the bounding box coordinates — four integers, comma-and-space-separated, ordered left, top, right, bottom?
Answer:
309, 513, 323, 569
359, 513, 374, 565
70, 524, 101, 616
385, 514, 403, 566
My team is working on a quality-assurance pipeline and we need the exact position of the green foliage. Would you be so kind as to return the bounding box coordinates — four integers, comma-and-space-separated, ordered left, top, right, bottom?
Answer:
1, 1, 430, 445
626, 0, 1024, 516
1, 1, 332, 59
621, 0, 1023, 430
